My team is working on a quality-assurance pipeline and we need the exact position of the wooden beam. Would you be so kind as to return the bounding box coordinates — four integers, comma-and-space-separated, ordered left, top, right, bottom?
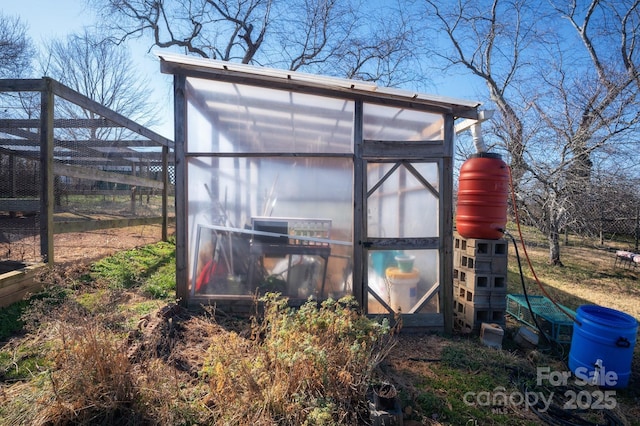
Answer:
0, 79, 46, 92
362, 140, 447, 159
409, 282, 440, 314
441, 114, 455, 335
363, 237, 440, 250
0, 118, 121, 129
54, 216, 170, 234
174, 74, 189, 304
54, 163, 165, 189
353, 100, 365, 310
1, 137, 165, 150
1, 146, 167, 186
40, 78, 55, 264
0, 198, 39, 212
50, 79, 174, 149
162, 145, 169, 241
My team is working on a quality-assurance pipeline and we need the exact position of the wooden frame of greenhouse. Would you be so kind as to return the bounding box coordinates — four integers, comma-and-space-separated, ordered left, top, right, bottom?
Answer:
161, 53, 483, 332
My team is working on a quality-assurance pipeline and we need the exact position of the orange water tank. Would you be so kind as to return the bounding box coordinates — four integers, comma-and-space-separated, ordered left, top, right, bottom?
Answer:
456, 153, 509, 240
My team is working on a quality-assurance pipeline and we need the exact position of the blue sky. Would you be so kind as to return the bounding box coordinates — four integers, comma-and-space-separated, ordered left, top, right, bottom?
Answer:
2, 1, 89, 39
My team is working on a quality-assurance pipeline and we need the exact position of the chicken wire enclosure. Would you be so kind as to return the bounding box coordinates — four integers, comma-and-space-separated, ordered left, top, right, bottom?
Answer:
0, 78, 174, 265
162, 53, 481, 331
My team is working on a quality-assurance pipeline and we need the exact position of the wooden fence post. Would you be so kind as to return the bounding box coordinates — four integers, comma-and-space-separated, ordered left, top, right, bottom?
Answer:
40, 77, 54, 264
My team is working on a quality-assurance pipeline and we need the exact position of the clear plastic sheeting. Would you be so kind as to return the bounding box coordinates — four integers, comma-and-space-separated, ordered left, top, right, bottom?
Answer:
164, 53, 481, 325
367, 162, 440, 239
186, 77, 355, 153
363, 103, 444, 141
186, 155, 354, 299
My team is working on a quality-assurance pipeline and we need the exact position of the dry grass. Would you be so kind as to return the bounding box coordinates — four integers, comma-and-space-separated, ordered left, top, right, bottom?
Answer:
505, 230, 640, 319
0, 301, 145, 425
0, 275, 397, 425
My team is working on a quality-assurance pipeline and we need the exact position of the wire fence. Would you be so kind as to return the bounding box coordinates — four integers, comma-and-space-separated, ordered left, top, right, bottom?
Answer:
509, 178, 640, 250
0, 79, 174, 266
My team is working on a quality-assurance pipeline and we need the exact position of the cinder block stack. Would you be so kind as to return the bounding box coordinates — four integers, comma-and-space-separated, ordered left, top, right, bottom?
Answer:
453, 231, 508, 332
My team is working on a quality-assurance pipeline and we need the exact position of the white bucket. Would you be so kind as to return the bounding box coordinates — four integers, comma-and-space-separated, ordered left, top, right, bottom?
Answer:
386, 267, 419, 312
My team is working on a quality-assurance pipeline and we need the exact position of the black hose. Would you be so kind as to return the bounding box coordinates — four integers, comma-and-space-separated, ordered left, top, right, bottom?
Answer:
504, 230, 550, 345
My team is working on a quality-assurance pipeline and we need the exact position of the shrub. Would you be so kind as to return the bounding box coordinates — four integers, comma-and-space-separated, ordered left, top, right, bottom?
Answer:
201, 293, 397, 425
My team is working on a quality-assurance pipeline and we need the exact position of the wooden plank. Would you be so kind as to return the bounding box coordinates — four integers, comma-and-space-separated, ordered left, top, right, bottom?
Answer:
0, 138, 167, 148
0, 198, 39, 212
57, 189, 165, 197
0, 264, 45, 308
1, 148, 165, 171
0, 79, 46, 92
185, 151, 351, 158
53, 216, 170, 234
0, 118, 121, 129
54, 163, 164, 189
397, 313, 444, 331
365, 312, 444, 332
362, 140, 446, 158
187, 297, 255, 315
364, 237, 440, 250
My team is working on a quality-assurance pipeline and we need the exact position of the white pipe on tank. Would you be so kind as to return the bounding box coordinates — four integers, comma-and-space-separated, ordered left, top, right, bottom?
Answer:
454, 110, 494, 153
470, 122, 487, 153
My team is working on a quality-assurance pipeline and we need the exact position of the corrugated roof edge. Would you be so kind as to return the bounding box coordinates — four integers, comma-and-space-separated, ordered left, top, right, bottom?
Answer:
156, 52, 481, 119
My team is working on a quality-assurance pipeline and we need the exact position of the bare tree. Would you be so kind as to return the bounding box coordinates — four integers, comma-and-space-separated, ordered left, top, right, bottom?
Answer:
424, 0, 552, 184
269, 0, 421, 86
86, 0, 422, 85
529, 1, 639, 262
39, 28, 159, 141
87, 0, 272, 62
551, 1, 640, 177
0, 12, 34, 78
0, 12, 39, 144
424, 0, 640, 265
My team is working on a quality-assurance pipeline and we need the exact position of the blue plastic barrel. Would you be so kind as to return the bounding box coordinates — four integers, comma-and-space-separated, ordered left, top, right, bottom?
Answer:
568, 305, 638, 389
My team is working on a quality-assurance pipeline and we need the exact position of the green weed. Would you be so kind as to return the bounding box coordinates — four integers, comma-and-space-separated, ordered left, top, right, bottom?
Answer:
140, 260, 176, 299
91, 241, 174, 290
0, 300, 29, 341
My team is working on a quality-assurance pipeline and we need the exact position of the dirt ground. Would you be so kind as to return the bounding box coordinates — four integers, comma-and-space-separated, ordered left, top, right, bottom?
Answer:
0, 218, 171, 266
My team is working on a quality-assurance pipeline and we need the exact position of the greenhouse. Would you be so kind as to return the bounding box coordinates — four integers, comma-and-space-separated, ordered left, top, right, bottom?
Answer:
160, 53, 482, 331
